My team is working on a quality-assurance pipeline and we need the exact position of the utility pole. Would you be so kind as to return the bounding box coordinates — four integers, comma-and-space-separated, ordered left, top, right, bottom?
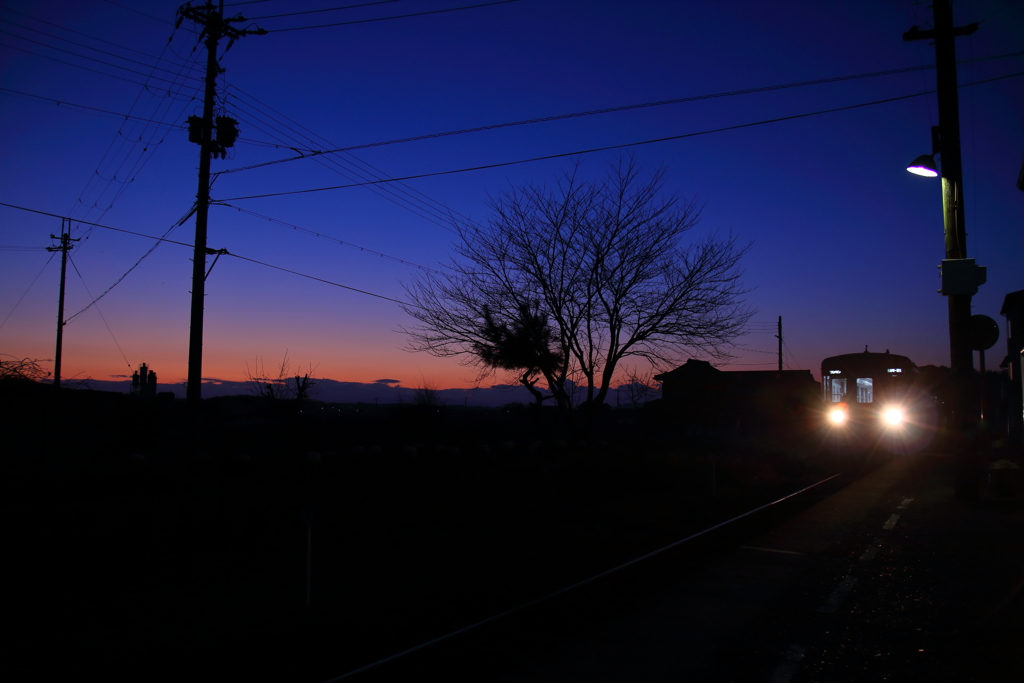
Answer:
46, 218, 79, 389
776, 316, 783, 372
904, 0, 981, 501
177, 2, 263, 415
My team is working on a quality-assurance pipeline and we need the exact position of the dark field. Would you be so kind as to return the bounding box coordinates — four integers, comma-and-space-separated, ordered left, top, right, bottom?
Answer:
7, 386, 842, 681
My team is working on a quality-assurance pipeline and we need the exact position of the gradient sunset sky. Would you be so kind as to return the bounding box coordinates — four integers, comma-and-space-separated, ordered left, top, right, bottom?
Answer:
1, 0, 1021, 395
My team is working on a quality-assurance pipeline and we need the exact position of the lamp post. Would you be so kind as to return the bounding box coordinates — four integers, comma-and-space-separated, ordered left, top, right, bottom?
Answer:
904, 0, 984, 502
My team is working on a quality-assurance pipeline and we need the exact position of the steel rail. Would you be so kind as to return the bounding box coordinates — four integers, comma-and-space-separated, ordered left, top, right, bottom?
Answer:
322, 472, 844, 682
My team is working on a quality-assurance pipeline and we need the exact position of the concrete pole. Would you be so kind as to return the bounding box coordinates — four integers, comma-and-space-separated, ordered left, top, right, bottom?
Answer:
186, 4, 223, 415
777, 316, 783, 372
49, 221, 71, 389
905, 0, 980, 501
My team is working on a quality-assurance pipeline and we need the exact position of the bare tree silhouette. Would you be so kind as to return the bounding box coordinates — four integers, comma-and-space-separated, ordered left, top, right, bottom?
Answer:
244, 351, 318, 403
0, 355, 51, 384
410, 377, 446, 408
401, 156, 752, 410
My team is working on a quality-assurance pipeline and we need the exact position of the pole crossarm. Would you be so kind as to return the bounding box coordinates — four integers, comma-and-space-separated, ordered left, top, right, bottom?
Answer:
903, 23, 979, 42
204, 247, 230, 280
176, 3, 267, 45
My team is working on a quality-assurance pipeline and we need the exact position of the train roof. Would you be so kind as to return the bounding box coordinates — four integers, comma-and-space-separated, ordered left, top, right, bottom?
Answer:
820, 350, 917, 375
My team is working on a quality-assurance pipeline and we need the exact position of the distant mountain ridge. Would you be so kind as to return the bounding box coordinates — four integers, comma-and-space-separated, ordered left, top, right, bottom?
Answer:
59, 376, 550, 407
54, 376, 658, 408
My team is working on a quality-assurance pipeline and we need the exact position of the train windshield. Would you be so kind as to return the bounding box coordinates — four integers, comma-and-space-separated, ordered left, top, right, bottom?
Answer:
857, 378, 873, 403
822, 375, 874, 403
824, 377, 846, 402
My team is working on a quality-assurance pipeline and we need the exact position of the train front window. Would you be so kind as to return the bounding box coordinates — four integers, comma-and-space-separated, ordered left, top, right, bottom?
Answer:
825, 377, 846, 402
857, 378, 873, 403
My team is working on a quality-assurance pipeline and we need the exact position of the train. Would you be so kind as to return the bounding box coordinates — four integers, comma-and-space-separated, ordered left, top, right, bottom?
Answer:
820, 349, 939, 453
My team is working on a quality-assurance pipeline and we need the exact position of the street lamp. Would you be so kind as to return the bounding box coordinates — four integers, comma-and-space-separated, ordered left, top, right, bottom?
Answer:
906, 125, 941, 178
906, 154, 938, 178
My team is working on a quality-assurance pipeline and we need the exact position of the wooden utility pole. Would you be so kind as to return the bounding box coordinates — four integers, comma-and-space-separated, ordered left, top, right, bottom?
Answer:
178, 2, 263, 415
184, 3, 220, 413
46, 218, 78, 389
776, 316, 783, 371
904, 0, 982, 501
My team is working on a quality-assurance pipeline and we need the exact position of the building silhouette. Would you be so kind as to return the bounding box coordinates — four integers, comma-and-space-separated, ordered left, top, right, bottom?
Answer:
131, 363, 157, 400
654, 358, 819, 434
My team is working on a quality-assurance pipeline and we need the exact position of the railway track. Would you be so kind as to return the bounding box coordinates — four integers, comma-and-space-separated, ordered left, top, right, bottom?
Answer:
322, 471, 847, 682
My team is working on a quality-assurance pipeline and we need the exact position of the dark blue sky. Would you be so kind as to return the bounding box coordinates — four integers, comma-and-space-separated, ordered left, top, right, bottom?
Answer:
1, 0, 1021, 393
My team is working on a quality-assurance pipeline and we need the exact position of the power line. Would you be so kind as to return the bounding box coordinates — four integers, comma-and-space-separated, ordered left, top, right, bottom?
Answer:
66, 253, 133, 370
0, 201, 417, 308
216, 50, 1024, 176
225, 252, 413, 305
0, 37, 204, 88
0, 202, 196, 248
265, 0, 519, 32
220, 54, 1024, 231
0, 87, 194, 117
0, 42, 204, 94
0, 87, 313, 152
220, 84, 482, 245
217, 72, 1024, 202
0, 22, 196, 79
67, 54, 204, 228
98, 0, 175, 26
219, 203, 445, 273
63, 217, 186, 324
782, 339, 801, 370
0, 9, 193, 65
226, 86, 462, 230
0, 23, 203, 217
249, 1, 409, 20
0, 251, 56, 332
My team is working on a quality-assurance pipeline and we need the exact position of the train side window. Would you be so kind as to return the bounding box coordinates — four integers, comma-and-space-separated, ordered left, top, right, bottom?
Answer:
826, 377, 846, 402
857, 378, 873, 403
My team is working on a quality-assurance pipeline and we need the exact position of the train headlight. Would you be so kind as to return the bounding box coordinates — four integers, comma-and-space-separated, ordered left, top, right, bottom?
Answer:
829, 407, 847, 425
883, 407, 905, 426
